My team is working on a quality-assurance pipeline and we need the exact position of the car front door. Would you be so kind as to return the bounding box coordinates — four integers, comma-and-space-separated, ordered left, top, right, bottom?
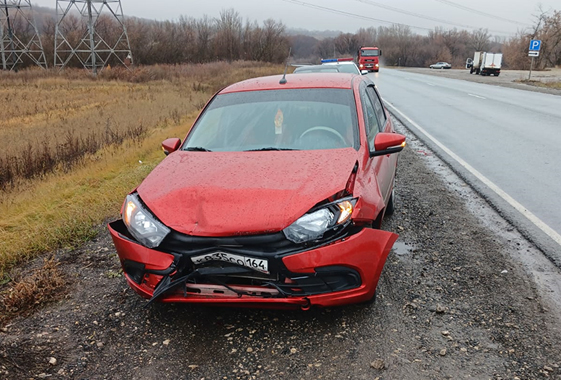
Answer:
359, 82, 395, 211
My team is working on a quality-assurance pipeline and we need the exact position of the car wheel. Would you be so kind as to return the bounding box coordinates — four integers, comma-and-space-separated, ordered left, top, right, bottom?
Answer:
385, 189, 395, 216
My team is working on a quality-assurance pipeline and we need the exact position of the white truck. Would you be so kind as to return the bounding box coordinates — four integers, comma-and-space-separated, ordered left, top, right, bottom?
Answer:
466, 52, 502, 76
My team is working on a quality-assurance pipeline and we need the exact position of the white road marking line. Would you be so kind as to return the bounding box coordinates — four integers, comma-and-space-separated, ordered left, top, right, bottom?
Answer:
425, 82, 436, 86
468, 93, 486, 99
385, 101, 561, 248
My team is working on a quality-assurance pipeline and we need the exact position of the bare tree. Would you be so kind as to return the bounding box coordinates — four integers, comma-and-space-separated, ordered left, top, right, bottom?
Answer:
195, 16, 214, 62
315, 37, 335, 59
469, 29, 490, 51
214, 9, 243, 62
333, 33, 360, 56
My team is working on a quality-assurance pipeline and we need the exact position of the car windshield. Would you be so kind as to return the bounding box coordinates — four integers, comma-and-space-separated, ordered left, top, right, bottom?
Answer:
184, 88, 359, 152
360, 49, 379, 57
335, 64, 360, 74
293, 66, 340, 73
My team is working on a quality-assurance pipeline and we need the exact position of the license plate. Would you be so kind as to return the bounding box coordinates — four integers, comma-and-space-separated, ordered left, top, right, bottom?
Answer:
191, 251, 269, 273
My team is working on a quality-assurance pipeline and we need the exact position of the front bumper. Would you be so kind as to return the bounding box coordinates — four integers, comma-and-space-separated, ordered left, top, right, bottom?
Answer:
108, 220, 397, 309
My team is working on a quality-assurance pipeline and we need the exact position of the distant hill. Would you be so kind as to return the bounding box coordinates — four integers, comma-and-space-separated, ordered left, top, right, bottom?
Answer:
286, 27, 342, 40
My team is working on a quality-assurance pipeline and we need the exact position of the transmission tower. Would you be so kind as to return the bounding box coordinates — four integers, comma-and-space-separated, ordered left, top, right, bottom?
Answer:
0, 0, 47, 71
54, 0, 133, 74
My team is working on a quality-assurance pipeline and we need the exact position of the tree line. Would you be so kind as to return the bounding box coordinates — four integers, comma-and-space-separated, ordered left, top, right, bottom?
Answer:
4, 6, 560, 70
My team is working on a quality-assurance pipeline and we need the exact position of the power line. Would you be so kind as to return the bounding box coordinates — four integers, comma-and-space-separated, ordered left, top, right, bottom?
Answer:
434, 0, 531, 26
280, 0, 433, 32
281, 0, 514, 36
354, 0, 513, 34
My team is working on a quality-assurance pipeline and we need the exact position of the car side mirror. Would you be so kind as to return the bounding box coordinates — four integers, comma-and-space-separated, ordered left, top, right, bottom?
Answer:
162, 138, 181, 155
379, 50, 382, 57
361, 70, 368, 75
370, 133, 406, 157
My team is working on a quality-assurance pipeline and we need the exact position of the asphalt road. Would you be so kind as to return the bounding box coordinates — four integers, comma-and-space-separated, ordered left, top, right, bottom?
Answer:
371, 68, 561, 265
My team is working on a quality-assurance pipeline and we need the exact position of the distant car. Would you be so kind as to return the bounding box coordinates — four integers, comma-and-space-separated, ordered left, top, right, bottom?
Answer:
293, 65, 341, 74
321, 58, 362, 75
109, 73, 405, 309
429, 62, 452, 69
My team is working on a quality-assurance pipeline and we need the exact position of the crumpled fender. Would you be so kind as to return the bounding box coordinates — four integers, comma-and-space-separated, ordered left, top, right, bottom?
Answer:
282, 228, 398, 304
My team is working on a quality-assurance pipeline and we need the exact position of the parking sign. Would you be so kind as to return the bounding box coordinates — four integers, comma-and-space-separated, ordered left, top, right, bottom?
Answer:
529, 40, 542, 51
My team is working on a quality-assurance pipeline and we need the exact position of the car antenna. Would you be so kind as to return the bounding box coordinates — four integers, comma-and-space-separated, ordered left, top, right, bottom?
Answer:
279, 47, 292, 85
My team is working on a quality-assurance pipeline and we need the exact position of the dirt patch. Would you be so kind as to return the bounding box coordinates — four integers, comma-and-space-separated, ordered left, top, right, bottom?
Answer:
394, 67, 561, 96
1, 118, 561, 379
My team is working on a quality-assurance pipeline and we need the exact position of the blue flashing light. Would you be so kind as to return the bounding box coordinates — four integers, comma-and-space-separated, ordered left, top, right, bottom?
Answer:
321, 59, 338, 63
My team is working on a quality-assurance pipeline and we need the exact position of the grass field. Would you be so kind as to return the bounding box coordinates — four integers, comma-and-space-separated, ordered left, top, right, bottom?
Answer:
0, 61, 285, 279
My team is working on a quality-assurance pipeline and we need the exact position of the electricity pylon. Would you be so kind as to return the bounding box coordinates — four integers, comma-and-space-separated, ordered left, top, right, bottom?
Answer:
54, 0, 133, 74
0, 0, 47, 71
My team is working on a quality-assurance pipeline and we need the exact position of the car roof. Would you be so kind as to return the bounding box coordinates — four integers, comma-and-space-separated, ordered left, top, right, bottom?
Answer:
322, 61, 356, 65
220, 73, 357, 94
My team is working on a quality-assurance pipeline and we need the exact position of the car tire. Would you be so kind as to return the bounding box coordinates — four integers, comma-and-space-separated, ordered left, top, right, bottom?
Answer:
385, 189, 395, 216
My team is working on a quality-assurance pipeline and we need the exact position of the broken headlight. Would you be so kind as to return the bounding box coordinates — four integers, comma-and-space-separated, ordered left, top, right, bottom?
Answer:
122, 193, 170, 248
283, 198, 357, 244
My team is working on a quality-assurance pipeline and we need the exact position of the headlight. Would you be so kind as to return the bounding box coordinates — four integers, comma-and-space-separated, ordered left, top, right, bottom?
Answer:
283, 198, 356, 244
122, 193, 170, 248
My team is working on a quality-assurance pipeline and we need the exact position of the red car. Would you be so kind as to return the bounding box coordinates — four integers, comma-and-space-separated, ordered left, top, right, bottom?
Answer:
108, 73, 405, 309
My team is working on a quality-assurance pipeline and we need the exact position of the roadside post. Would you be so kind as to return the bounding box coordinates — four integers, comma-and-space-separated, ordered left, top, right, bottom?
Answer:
528, 40, 541, 80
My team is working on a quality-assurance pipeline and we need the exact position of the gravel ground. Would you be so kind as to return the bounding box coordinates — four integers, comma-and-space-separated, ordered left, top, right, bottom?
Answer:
2, 117, 561, 379
395, 67, 561, 96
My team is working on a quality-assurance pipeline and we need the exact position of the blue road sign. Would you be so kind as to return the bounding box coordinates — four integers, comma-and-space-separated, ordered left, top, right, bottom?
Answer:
529, 40, 542, 51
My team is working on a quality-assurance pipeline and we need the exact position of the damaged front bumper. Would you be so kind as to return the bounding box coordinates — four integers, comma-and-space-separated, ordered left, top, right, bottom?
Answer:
108, 220, 397, 309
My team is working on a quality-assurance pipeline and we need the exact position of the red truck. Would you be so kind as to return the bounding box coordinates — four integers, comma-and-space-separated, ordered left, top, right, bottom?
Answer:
357, 46, 382, 72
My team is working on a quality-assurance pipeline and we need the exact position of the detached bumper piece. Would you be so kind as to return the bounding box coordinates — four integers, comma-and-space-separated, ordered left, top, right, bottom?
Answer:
108, 220, 397, 309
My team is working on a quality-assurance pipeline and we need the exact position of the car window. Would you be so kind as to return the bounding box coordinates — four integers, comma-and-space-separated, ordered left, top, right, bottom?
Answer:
366, 86, 386, 132
359, 82, 381, 151
185, 89, 359, 152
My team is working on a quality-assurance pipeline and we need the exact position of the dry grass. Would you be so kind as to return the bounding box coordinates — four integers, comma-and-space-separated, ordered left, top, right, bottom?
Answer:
0, 61, 284, 277
514, 79, 561, 89
0, 257, 66, 325
0, 61, 283, 189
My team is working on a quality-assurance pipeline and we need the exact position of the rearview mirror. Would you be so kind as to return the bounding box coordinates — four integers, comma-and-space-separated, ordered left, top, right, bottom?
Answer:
370, 133, 406, 157
361, 70, 368, 75
162, 138, 181, 155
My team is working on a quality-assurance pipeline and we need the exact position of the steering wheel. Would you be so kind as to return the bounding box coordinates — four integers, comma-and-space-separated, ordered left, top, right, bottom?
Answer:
299, 126, 347, 146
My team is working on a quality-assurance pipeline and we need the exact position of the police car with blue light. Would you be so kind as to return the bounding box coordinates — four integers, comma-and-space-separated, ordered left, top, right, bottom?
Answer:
321, 58, 363, 75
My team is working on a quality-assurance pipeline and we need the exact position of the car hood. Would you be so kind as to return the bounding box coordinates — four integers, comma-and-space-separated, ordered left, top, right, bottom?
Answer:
137, 149, 358, 236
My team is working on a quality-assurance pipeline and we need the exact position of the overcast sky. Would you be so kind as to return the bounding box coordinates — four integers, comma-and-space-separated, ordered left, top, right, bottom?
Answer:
33, 0, 558, 37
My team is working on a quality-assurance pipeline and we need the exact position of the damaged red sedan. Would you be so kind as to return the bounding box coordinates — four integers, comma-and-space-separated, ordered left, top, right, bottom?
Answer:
108, 73, 405, 309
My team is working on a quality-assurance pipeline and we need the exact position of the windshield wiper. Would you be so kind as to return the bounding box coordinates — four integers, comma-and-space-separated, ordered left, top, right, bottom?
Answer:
244, 147, 298, 152
184, 146, 212, 152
